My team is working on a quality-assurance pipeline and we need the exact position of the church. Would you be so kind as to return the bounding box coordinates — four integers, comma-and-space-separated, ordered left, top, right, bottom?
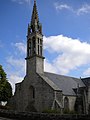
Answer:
9, 0, 90, 114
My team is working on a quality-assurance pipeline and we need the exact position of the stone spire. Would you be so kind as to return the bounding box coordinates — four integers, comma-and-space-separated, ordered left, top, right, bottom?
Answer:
27, 0, 42, 35
31, 0, 39, 24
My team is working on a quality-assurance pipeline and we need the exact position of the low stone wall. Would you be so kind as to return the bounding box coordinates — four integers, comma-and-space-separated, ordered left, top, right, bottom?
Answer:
0, 109, 90, 120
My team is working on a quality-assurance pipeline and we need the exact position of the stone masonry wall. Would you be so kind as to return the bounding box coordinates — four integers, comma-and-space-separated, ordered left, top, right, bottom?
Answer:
10, 72, 55, 112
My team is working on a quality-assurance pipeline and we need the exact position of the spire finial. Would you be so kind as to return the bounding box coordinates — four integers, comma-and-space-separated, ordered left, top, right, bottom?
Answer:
34, 0, 36, 3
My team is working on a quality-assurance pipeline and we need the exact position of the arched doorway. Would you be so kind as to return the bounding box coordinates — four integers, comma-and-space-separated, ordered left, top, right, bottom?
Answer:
25, 85, 36, 112
64, 97, 69, 111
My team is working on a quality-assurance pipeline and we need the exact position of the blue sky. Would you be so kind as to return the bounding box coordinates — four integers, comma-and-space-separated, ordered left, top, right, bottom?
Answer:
1, 0, 90, 92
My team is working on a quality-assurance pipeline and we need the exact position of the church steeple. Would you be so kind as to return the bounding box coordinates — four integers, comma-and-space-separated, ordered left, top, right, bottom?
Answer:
26, 0, 44, 74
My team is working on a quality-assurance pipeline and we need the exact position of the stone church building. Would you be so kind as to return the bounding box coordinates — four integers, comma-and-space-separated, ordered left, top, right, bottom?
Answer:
9, 0, 90, 114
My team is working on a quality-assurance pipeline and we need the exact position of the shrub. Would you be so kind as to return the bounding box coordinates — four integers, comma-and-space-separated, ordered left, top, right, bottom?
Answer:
63, 109, 77, 114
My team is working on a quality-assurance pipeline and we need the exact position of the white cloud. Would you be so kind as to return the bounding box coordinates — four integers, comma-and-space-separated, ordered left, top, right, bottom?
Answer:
9, 74, 23, 94
44, 35, 90, 55
54, 2, 72, 11
6, 42, 26, 92
14, 42, 26, 54
44, 35, 90, 75
11, 0, 31, 5
7, 56, 25, 70
54, 2, 90, 15
77, 4, 90, 15
44, 59, 57, 73
6, 56, 26, 93
83, 68, 90, 76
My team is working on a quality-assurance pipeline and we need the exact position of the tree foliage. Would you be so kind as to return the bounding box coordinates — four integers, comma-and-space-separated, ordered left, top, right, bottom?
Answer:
0, 65, 12, 102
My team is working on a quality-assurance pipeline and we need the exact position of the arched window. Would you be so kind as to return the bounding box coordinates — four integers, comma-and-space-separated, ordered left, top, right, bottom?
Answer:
29, 86, 35, 99
40, 39, 42, 56
64, 97, 69, 110
38, 38, 40, 55
32, 37, 36, 55
28, 41, 31, 56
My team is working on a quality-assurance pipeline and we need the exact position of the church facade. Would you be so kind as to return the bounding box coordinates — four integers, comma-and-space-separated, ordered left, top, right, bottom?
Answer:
9, 0, 90, 114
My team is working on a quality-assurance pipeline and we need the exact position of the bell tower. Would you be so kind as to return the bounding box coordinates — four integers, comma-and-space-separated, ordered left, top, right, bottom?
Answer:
26, 0, 45, 74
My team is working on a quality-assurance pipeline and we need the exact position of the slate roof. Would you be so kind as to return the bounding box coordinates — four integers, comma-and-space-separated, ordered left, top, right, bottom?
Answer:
38, 73, 61, 91
38, 72, 86, 96
81, 77, 90, 86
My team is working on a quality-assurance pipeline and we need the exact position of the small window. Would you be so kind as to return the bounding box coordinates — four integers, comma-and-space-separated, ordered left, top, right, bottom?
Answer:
29, 86, 35, 99
40, 46, 42, 56
32, 38, 36, 54
38, 38, 39, 44
38, 45, 39, 55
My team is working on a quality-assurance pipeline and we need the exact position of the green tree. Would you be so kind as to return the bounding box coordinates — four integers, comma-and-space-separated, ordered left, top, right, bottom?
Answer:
0, 65, 12, 104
